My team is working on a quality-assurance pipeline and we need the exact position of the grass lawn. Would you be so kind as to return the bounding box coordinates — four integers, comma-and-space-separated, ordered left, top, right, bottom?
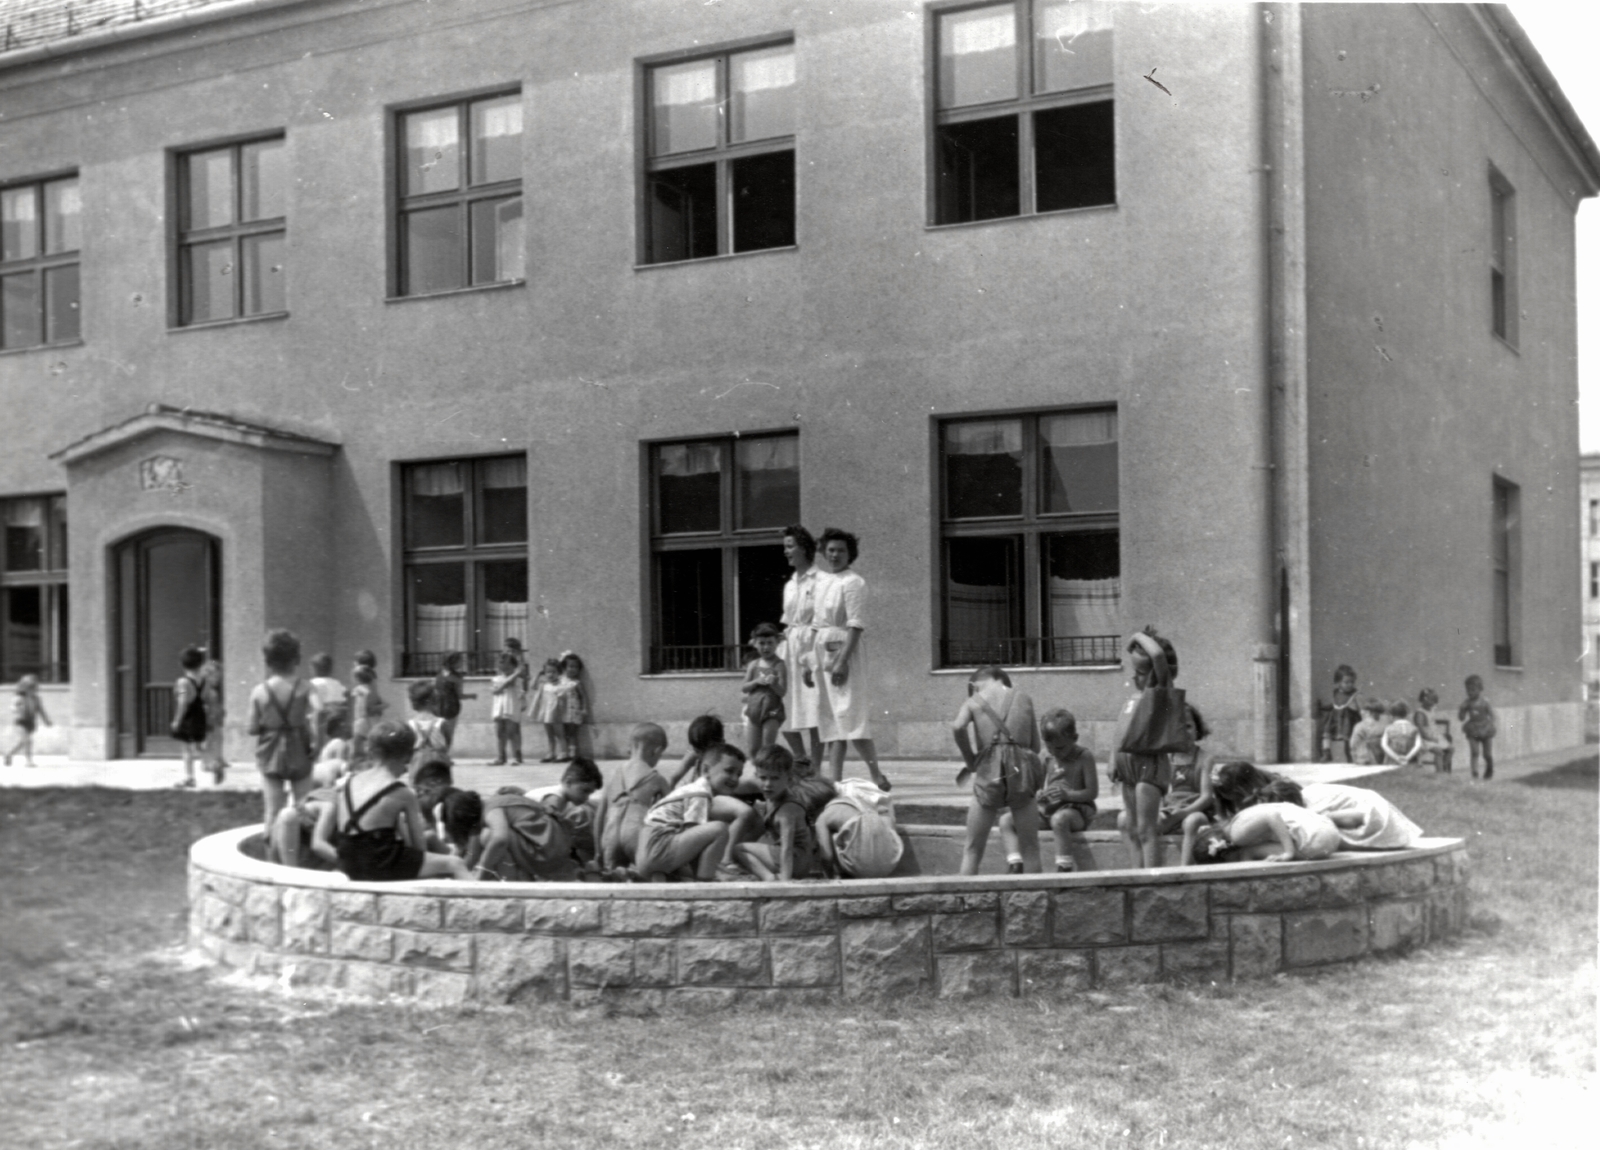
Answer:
0, 769, 1593, 1150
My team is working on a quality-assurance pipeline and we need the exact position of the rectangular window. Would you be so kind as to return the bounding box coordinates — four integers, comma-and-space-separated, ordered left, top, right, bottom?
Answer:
1, 494, 68, 683
933, 1, 1114, 225
1589, 498, 1597, 537
176, 138, 287, 325
938, 408, 1119, 667
397, 93, 524, 295
1489, 169, 1516, 345
649, 432, 798, 671
1, 175, 80, 349
1590, 561, 1598, 600
400, 456, 527, 675
1492, 477, 1518, 667
643, 42, 796, 264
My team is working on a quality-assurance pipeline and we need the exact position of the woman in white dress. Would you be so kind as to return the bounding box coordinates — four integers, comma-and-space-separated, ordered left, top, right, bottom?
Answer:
779, 525, 824, 771
813, 528, 891, 791
1300, 782, 1424, 850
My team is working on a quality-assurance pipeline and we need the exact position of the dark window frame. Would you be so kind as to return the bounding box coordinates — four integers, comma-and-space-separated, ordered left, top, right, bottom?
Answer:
0, 171, 81, 350
1491, 475, 1519, 668
398, 454, 528, 677
646, 430, 799, 673
928, 0, 1116, 226
638, 37, 797, 265
1, 492, 68, 684
392, 89, 525, 298
1489, 166, 1517, 348
174, 135, 288, 327
936, 406, 1120, 669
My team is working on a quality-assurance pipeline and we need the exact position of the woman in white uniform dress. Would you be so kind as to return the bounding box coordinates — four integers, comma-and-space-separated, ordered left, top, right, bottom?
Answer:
813, 528, 891, 791
779, 524, 823, 770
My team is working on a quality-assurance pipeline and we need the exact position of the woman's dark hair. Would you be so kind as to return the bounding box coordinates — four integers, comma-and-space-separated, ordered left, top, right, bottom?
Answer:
1211, 761, 1280, 818
180, 645, 206, 671
440, 788, 485, 847
783, 524, 817, 561
261, 629, 302, 673
1186, 703, 1211, 743
817, 527, 860, 564
687, 714, 725, 752
1257, 778, 1304, 806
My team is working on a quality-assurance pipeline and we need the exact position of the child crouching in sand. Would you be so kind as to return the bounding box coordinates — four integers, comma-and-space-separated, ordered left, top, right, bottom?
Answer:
733, 746, 829, 881
636, 744, 750, 881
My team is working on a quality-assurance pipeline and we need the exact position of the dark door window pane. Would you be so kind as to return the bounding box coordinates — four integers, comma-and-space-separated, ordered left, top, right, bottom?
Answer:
1034, 100, 1115, 212
241, 234, 286, 315
44, 265, 80, 343
184, 241, 236, 323
404, 106, 462, 196
945, 419, 1023, 518
656, 548, 725, 666
657, 442, 723, 534
470, 196, 524, 284
648, 162, 718, 263
404, 206, 465, 294
2, 273, 39, 348
938, 4, 1019, 109
736, 436, 799, 530
737, 544, 791, 639
936, 115, 1020, 224
944, 536, 1022, 665
241, 139, 287, 221
2, 586, 43, 680
1040, 410, 1118, 513
651, 58, 720, 156
5, 498, 45, 571
406, 463, 466, 548
732, 150, 795, 252
730, 45, 795, 142
186, 148, 235, 230
478, 457, 528, 544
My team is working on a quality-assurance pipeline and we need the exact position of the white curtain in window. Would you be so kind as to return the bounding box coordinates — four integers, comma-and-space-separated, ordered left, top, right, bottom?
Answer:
952, 9, 1015, 54
1048, 577, 1120, 638
946, 420, 1022, 456
414, 603, 468, 654
659, 63, 716, 107
480, 455, 526, 489
4, 498, 43, 528
477, 101, 523, 141
659, 442, 722, 477
737, 436, 796, 472
947, 582, 1011, 646
1040, 409, 1117, 446
483, 598, 529, 652
410, 463, 464, 497
734, 50, 794, 93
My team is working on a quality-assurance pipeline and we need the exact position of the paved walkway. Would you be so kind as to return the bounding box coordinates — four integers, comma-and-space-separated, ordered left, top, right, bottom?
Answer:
10, 748, 1584, 810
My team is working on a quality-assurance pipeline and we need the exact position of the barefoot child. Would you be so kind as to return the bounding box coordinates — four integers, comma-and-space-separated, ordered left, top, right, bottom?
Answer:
1157, 704, 1214, 866
732, 746, 825, 881
526, 757, 605, 867
597, 723, 672, 873
246, 630, 317, 848
199, 655, 228, 783
952, 665, 1043, 875
1034, 707, 1098, 873
406, 681, 450, 776
636, 744, 750, 881
170, 645, 210, 788
527, 657, 564, 761
814, 778, 903, 879
1458, 675, 1496, 780
740, 623, 788, 755
4, 674, 51, 768
312, 721, 470, 882
489, 651, 526, 765
307, 653, 347, 758
431, 651, 475, 753
1113, 629, 1185, 869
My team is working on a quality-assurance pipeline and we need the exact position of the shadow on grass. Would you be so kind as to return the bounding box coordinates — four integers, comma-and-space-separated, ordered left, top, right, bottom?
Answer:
1514, 756, 1598, 790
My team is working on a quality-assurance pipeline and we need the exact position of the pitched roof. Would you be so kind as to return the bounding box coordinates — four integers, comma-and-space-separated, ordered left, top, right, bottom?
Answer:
49, 403, 339, 465
0, 0, 227, 54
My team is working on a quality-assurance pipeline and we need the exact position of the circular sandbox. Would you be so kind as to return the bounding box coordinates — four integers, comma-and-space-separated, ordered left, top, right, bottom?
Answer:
189, 826, 1468, 1006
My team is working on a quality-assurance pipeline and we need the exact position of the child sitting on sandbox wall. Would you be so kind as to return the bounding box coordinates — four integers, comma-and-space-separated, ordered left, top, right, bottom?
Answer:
1034, 707, 1098, 873
312, 721, 470, 882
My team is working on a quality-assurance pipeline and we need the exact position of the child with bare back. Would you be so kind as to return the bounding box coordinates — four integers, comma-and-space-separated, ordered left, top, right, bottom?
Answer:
246, 630, 316, 847
597, 723, 672, 874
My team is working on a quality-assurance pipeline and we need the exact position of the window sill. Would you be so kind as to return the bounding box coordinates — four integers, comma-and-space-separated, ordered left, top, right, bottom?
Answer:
930, 664, 1121, 676
170, 311, 288, 334
638, 672, 744, 680
1492, 664, 1524, 673
635, 245, 796, 271
386, 279, 525, 303
925, 202, 1117, 234
0, 338, 84, 358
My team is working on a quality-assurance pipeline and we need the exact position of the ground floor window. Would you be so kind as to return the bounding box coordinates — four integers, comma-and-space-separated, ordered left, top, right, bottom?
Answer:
649, 432, 797, 672
1492, 476, 1519, 667
400, 456, 527, 676
938, 409, 1119, 667
1, 494, 68, 682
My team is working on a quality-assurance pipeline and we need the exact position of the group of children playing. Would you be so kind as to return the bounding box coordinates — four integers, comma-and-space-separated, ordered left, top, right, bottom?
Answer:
1319, 665, 1499, 780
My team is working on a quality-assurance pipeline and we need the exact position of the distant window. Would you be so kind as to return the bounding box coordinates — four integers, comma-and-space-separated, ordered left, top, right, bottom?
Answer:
932, 1, 1115, 225
1590, 561, 1598, 600
938, 408, 1119, 667
177, 138, 287, 325
1489, 169, 1516, 346
1493, 477, 1518, 666
643, 41, 796, 263
397, 93, 524, 295
1590, 498, 1598, 537
648, 432, 797, 671
400, 456, 527, 676
0, 174, 80, 349
1, 494, 68, 683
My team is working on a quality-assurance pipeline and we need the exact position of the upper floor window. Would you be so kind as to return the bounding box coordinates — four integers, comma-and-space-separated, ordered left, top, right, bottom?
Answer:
397, 93, 524, 296
1489, 168, 1517, 346
643, 42, 796, 264
178, 138, 287, 325
1589, 561, 1598, 601
938, 408, 1119, 667
1590, 498, 1598, 537
401, 456, 527, 676
933, 1, 1114, 225
1492, 476, 1519, 667
2, 494, 68, 684
1, 175, 80, 349
648, 432, 797, 671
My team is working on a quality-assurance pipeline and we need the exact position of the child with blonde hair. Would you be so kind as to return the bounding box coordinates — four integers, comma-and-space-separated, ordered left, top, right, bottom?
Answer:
598, 722, 672, 874
246, 629, 316, 846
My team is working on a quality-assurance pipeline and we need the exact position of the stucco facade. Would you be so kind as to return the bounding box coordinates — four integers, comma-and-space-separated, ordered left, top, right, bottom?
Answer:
0, 1, 1594, 763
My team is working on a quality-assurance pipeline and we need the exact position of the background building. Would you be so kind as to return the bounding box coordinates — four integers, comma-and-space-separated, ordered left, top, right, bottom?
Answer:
1583, 454, 1600, 704
1, 0, 1594, 762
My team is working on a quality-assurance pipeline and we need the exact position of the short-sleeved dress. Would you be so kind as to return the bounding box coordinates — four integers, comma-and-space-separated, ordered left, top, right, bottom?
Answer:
814, 568, 872, 743
780, 566, 822, 733
536, 677, 587, 725
1301, 783, 1423, 850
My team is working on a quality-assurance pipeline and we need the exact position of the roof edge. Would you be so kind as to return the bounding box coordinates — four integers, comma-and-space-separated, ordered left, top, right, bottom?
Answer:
49, 403, 340, 466
1480, 4, 1600, 197
0, 0, 318, 70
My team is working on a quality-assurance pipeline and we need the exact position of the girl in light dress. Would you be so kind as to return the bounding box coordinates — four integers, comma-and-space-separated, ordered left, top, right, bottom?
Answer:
531, 652, 587, 762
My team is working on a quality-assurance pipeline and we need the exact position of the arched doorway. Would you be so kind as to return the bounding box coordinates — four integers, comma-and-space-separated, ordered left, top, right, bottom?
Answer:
113, 529, 221, 757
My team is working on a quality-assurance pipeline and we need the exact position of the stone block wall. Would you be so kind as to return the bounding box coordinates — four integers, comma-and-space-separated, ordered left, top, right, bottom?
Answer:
190, 827, 1469, 1006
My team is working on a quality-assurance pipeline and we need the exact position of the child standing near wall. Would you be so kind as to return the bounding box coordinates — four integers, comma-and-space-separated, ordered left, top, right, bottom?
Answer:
200, 655, 227, 784
432, 651, 475, 754
407, 681, 450, 775
1319, 665, 1361, 763
1112, 629, 1185, 869
4, 674, 51, 768
170, 645, 210, 788
246, 629, 316, 848
1458, 675, 1497, 780
1348, 698, 1389, 767
740, 623, 788, 755
526, 657, 563, 761
1380, 700, 1424, 766
307, 653, 348, 758
489, 651, 526, 765
1414, 688, 1453, 773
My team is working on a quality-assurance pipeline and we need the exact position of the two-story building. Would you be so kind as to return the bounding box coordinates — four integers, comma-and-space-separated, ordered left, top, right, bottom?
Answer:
1, 0, 1594, 763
